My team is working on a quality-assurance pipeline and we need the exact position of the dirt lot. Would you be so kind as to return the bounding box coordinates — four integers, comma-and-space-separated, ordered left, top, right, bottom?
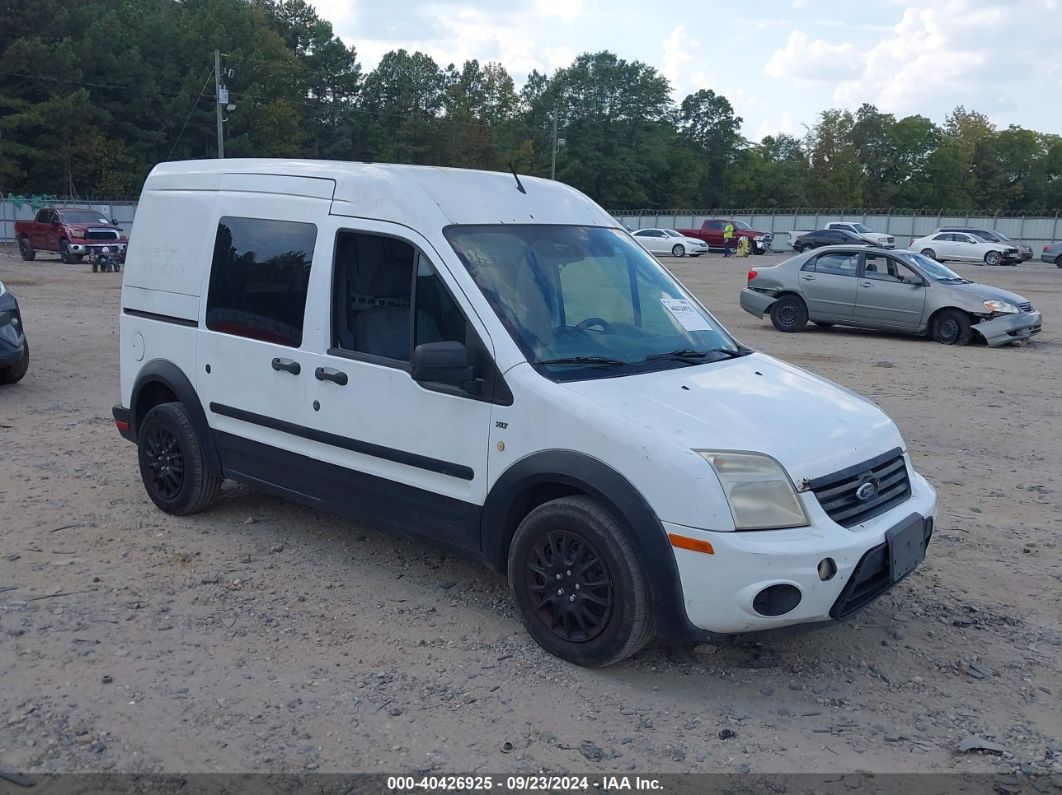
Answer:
0, 245, 1060, 778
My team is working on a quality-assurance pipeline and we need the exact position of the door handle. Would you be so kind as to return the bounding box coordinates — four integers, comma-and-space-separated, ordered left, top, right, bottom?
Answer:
861, 281, 873, 287
800, 274, 815, 280
271, 357, 301, 375
315, 366, 348, 386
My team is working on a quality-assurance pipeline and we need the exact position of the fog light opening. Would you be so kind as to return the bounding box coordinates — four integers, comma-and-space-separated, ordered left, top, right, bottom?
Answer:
817, 557, 837, 582
752, 584, 802, 617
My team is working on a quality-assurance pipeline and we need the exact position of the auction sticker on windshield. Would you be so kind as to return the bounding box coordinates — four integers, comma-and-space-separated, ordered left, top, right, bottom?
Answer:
661, 298, 714, 331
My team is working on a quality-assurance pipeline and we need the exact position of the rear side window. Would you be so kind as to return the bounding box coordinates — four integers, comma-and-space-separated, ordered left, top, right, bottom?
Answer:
813, 251, 859, 276
206, 217, 317, 347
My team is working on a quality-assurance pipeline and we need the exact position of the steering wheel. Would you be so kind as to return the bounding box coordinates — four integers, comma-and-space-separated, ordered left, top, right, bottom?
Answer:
572, 317, 612, 333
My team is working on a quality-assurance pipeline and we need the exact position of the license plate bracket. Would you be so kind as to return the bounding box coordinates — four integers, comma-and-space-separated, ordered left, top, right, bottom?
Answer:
886, 515, 926, 581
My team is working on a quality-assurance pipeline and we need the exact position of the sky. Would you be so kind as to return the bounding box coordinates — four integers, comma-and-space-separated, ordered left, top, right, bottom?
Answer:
308, 0, 1062, 141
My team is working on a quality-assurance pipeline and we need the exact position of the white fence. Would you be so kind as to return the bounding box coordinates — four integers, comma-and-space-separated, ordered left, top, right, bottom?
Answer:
612, 210, 1062, 253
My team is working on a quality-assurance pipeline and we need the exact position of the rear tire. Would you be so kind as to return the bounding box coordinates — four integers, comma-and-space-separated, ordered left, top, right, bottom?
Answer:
137, 402, 222, 516
0, 340, 29, 385
18, 237, 35, 261
920, 248, 937, 260
798, 244, 812, 253
508, 496, 652, 667
671, 244, 685, 257
59, 240, 73, 264
932, 309, 973, 346
984, 250, 1001, 266
1055, 256, 1062, 269
769, 295, 808, 332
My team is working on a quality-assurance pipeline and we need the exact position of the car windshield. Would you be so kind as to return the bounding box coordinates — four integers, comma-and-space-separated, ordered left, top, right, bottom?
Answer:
732, 220, 753, 231
60, 210, 110, 225
896, 251, 966, 282
849, 223, 869, 233
444, 225, 744, 380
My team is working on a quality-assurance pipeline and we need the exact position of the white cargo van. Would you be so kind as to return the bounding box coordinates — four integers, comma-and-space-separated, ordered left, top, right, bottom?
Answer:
113, 160, 937, 666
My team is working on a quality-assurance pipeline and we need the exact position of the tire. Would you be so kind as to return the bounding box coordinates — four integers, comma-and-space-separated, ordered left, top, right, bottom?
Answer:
671, 244, 685, 257
769, 295, 808, 333
754, 246, 766, 255
920, 248, 937, 260
137, 402, 222, 516
114, 261, 121, 273
18, 237, 35, 261
1055, 255, 1062, 269
0, 340, 29, 385
932, 309, 973, 346
91, 261, 98, 273
798, 244, 812, 253
508, 496, 652, 667
984, 250, 1001, 266
59, 240, 73, 264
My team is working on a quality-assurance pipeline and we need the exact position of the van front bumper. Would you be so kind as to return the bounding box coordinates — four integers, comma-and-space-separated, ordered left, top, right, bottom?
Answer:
666, 466, 937, 635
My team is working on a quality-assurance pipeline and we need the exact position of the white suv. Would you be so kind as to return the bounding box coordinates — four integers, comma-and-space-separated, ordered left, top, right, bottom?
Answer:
113, 160, 937, 666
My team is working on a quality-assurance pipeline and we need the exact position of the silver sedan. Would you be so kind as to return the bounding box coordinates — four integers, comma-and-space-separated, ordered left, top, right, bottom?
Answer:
1041, 242, 1062, 268
740, 246, 1042, 347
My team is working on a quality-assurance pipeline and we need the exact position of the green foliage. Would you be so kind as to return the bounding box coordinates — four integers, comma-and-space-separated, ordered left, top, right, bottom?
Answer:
0, 0, 1058, 211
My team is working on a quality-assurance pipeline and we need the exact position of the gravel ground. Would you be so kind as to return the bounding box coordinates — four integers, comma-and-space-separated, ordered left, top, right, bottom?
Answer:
0, 245, 1059, 778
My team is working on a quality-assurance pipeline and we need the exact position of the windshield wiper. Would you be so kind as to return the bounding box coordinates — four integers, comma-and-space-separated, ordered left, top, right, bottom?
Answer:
537, 356, 628, 366
645, 347, 746, 363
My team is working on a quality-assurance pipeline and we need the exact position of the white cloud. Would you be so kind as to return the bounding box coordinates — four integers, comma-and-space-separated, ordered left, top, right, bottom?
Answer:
661, 26, 711, 100
534, 0, 585, 20
756, 112, 800, 141
764, 30, 861, 81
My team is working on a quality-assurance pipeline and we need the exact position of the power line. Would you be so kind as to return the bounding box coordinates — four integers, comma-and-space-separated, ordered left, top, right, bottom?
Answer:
166, 67, 218, 160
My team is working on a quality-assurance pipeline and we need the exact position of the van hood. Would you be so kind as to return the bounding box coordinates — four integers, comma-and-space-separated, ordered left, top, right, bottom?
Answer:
561, 352, 904, 485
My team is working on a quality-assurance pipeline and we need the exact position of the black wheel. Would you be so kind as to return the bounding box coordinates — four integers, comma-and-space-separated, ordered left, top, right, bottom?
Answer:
1055, 255, 1061, 269
932, 309, 973, 346
137, 402, 222, 515
798, 244, 812, 253
769, 295, 808, 332
920, 248, 937, 260
18, 237, 35, 261
671, 244, 685, 257
91, 260, 98, 273
0, 340, 29, 385
508, 496, 652, 667
984, 250, 1001, 266
114, 262, 121, 273
754, 246, 766, 255
59, 240, 74, 264
813, 321, 834, 328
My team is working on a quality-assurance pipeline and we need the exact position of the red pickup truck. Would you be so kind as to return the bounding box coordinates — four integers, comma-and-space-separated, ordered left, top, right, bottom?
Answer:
674, 219, 774, 254
15, 208, 128, 264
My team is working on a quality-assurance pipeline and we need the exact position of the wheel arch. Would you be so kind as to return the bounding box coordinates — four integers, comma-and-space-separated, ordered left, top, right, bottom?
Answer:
480, 450, 703, 642
130, 359, 221, 475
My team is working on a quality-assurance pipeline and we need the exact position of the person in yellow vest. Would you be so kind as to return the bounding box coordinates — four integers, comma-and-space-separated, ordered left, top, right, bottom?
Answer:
723, 220, 735, 257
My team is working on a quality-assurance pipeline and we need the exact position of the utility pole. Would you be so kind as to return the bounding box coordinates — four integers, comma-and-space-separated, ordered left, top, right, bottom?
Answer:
214, 49, 225, 159
550, 104, 558, 180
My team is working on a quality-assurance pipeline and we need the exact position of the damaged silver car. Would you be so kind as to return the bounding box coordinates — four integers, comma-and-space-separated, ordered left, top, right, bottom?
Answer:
740, 247, 1042, 347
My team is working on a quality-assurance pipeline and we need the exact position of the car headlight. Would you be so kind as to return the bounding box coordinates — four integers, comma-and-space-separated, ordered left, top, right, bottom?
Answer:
0, 280, 6, 297
71, 229, 85, 238
696, 450, 810, 530
983, 299, 1018, 314
754, 235, 764, 242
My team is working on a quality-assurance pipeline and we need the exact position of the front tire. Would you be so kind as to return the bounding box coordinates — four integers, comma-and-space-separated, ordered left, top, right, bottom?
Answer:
671, 244, 685, 257
1055, 255, 1062, 269
932, 309, 973, 346
920, 248, 937, 260
508, 496, 652, 667
137, 402, 222, 516
0, 340, 29, 385
59, 240, 74, 264
18, 237, 35, 261
769, 295, 809, 332
984, 250, 1001, 266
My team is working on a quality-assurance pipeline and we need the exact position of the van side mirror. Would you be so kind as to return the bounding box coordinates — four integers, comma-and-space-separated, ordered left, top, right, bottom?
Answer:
411, 341, 478, 392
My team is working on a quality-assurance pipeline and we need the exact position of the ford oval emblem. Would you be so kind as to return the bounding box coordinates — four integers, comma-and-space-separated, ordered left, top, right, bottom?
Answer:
855, 480, 878, 501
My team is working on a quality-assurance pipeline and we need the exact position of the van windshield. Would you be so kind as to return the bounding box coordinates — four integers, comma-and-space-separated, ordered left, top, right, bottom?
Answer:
444, 225, 745, 380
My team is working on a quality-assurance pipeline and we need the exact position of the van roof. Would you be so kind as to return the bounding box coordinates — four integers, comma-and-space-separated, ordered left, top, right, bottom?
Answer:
144, 159, 615, 229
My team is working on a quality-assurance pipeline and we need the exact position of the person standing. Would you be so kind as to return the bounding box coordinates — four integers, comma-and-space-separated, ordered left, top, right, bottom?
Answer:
723, 220, 735, 257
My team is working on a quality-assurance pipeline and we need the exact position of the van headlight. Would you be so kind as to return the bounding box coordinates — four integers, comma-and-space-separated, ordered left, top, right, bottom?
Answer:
983, 299, 1018, 314
696, 450, 809, 530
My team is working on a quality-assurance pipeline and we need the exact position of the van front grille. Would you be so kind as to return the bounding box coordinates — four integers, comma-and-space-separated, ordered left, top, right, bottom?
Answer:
809, 448, 911, 527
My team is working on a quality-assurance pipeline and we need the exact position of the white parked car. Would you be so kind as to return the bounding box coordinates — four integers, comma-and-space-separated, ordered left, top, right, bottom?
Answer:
631, 228, 708, 257
910, 231, 1020, 267
825, 222, 894, 248
113, 160, 936, 667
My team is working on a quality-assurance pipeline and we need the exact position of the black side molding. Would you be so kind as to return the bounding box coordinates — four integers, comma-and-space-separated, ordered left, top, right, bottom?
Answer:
209, 402, 474, 481
123, 308, 198, 327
